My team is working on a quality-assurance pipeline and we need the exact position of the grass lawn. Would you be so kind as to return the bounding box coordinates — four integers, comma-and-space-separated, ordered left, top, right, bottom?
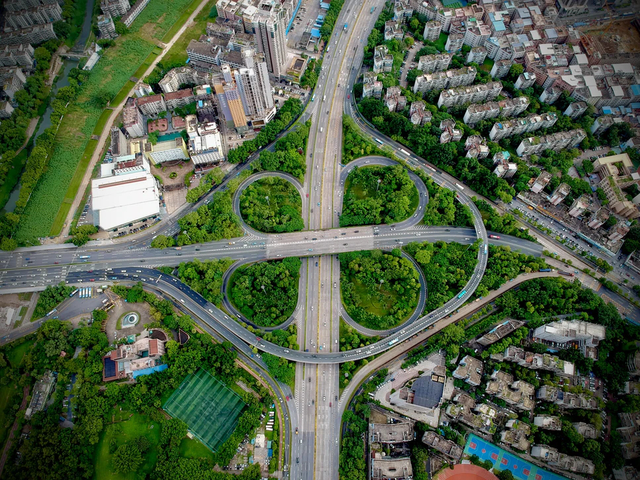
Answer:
6, 339, 35, 367
92, 110, 113, 136
93, 411, 161, 480
434, 32, 447, 52
351, 277, 401, 317
162, 0, 218, 66
480, 58, 494, 72
178, 437, 216, 461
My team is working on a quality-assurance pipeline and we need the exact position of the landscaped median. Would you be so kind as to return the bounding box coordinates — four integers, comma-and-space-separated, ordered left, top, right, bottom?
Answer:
239, 176, 304, 233
339, 250, 420, 330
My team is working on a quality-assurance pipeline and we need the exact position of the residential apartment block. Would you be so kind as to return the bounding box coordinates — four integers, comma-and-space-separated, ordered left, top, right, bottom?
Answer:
536, 385, 598, 409
549, 182, 571, 206
452, 355, 483, 386
0, 43, 34, 68
123, 97, 145, 138
164, 89, 195, 110
463, 96, 529, 125
136, 93, 167, 117
384, 86, 406, 112
409, 101, 432, 125
563, 101, 588, 119
436, 81, 502, 108
486, 371, 535, 411
515, 129, 586, 155
421, 431, 463, 460
477, 319, 525, 346
489, 112, 558, 141
446, 393, 498, 435
499, 345, 575, 376
373, 45, 394, 74
97, 13, 117, 39
466, 46, 487, 65
532, 320, 605, 358
530, 171, 553, 194
531, 445, 595, 475
618, 411, 640, 460
490, 59, 512, 79
439, 119, 462, 144
122, 0, 150, 28
417, 53, 452, 73
533, 415, 562, 431
363, 71, 383, 99
423, 21, 441, 42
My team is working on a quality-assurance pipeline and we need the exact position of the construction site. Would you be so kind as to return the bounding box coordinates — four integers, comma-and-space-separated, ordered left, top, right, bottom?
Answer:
578, 19, 640, 56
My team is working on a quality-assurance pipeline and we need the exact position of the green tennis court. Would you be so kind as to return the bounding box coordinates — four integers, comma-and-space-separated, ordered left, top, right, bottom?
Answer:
163, 369, 245, 452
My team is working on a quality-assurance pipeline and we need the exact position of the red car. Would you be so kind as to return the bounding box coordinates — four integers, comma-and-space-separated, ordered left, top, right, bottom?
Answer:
347, 94, 351, 99
329, 402, 332, 407
286, 395, 290, 401
306, 193, 309, 197
89, 279, 95, 282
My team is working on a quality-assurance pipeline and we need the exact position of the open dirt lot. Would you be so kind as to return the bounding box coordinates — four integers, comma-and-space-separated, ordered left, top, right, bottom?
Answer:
579, 20, 640, 54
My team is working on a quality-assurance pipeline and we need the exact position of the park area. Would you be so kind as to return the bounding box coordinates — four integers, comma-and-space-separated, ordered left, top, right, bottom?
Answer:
163, 369, 245, 452
339, 165, 418, 228
239, 177, 304, 233
339, 250, 420, 330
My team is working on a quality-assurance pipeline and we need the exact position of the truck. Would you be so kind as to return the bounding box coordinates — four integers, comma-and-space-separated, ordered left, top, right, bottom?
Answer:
488, 234, 500, 239
388, 338, 399, 346
558, 271, 575, 277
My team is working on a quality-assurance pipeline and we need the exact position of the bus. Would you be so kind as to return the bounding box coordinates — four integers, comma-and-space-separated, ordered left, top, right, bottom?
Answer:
455, 183, 464, 190
374, 138, 383, 145
388, 338, 399, 346
311, 94, 316, 102
457, 290, 467, 299
70, 289, 79, 297
399, 148, 410, 156
79, 255, 90, 259
489, 234, 500, 239
484, 244, 488, 255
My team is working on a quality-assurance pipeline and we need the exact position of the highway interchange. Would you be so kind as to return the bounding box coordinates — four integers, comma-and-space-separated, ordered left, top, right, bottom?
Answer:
0, 0, 627, 477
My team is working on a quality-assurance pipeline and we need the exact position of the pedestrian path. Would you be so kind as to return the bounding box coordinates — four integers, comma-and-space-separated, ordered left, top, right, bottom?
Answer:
464, 434, 568, 480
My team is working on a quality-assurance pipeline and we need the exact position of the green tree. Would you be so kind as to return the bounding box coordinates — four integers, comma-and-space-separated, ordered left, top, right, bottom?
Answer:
112, 442, 143, 474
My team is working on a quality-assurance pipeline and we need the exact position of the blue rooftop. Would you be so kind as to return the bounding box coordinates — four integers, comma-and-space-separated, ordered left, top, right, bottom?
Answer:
311, 28, 321, 38
631, 84, 640, 96
493, 20, 506, 31
602, 107, 613, 114
503, 151, 510, 159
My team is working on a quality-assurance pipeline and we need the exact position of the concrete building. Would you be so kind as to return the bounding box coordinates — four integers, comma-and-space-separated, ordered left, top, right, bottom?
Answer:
421, 431, 463, 460
414, 66, 476, 94
530, 171, 553, 194
515, 129, 585, 155
477, 319, 525, 345
540, 85, 562, 104
409, 101, 432, 125
92, 155, 159, 231
499, 345, 575, 376
25, 371, 56, 420
144, 137, 189, 165
235, 62, 275, 121
463, 97, 529, 125
536, 386, 599, 410
437, 81, 502, 108
534, 415, 562, 431
158, 66, 214, 94
122, 0, 150, 28
486, 370, 535, 411
102, 330, 167, 381
531, 445, 595, 475
439, 119, 462, 144
363, 71, 383, 99
164, 89, 195, 111
123, 97, 145, 138
568, 194, 590, 217
490, 59, 512, 79
563, 101, 588, 119
97, 13, 117, 39
189, 122, 224, 167
549, 182, 571, 205
3, 2, 62, 32
514, 72, 536, 89
373, 45, 394, 74
251, 0, 287, 78
384, 86, 406, 112
591, 115, 614, 135
588, 207, 609, 229
573, 422, 598, 439
417, 53, 452, 73
446, 393, 498, 435
187, 40, 221, 71
136, 94, 167, 118
609, 223, 631, 242
444, 32, 464, 53
0, 43, 34, 68
618, 412, 640, 460
598, 176, 640, 221
0, 66, 26, 100
452, 355, 483, 387
100, 0, 130, 17
466, 46, 487, 65
384, 21, 404, 41
0, 100, 14, 118
493, 160, 518, 178
532, 320, 605, 358
369, 422, 415, 444
501, 420, 531, 452
490, 112, 559, 142
0, 23, 56, 45
423, 21, 442, 42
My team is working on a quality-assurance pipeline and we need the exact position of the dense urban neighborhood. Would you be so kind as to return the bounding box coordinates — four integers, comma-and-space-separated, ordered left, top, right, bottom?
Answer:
1, 0, 640, 479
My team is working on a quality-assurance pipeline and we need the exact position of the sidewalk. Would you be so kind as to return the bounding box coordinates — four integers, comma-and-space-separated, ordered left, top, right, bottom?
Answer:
56, 0, 212, 242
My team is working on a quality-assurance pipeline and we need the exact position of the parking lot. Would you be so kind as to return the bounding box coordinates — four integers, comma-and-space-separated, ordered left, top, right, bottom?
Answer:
286, 0, 322, 51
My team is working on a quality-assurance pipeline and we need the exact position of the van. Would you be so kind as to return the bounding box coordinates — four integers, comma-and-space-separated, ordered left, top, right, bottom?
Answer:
323, 95, 326, 101
320, 127, 323, 132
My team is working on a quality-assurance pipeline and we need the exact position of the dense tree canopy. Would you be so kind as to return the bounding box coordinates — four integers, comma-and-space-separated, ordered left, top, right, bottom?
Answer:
256, 123, 309, 179
239, 177, 304, 233
404, 240, 478, 312
340, 165, 418, 227
176, 190, 243, 245
178, 258, 235, 306
340, 250, 420, 329
230, 257, 301, 326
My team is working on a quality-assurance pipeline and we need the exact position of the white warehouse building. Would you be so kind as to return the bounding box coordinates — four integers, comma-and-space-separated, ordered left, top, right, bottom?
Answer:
92, 155, 160, 231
